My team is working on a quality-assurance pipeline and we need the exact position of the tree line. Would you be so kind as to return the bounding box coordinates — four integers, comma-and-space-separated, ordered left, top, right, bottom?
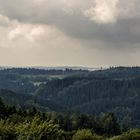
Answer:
0, 97, 140, 140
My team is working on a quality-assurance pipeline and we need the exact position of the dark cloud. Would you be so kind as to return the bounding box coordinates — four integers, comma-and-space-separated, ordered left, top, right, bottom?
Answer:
0, 0, 140, 47
0, 0, 140, 66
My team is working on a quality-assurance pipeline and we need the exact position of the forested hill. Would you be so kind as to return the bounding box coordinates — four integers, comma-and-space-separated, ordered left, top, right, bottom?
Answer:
0, 67, 140, 128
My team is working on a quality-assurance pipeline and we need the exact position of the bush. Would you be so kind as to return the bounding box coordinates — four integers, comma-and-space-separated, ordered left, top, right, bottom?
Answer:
0, 119, 16, 139
16, 117, 63, 140
109, 129, 140, 140
72, 129, 93, 140
72, 129, 103, 140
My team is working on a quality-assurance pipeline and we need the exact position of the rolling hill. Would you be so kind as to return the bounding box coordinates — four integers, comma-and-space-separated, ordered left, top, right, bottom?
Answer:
0, 67, 140, 127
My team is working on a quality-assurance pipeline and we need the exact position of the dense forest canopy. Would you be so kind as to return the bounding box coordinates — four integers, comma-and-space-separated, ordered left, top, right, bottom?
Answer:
0, 96, 139, 140
0, 67, 140, 129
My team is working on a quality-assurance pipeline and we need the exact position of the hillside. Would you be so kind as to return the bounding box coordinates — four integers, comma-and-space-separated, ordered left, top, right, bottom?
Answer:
0, 67, 140, 128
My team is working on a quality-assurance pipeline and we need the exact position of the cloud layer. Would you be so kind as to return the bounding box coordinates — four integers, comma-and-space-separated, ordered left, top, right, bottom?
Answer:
0, 0, 140, 67
84, 0, 119, 24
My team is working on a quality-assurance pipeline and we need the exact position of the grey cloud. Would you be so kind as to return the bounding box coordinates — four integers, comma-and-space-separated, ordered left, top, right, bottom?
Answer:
0, 0, 140, 47
1, 0, 140, 66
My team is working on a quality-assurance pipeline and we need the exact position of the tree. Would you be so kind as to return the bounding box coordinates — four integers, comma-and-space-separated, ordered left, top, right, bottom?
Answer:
16, 117, 63, 140
72, 129, 93, 140
100, 113, 121, 136
0, 97, 6, 117
109, 129, 140, 140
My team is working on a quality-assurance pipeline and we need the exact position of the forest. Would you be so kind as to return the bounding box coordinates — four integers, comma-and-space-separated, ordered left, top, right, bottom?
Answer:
0, 97, 140, 140
0, 67, 140, 139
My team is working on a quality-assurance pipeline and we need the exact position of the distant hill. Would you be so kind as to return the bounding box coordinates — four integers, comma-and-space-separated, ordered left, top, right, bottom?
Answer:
0, 66, 98, 71
0, 89, 66, 112
0, 67, 140, 127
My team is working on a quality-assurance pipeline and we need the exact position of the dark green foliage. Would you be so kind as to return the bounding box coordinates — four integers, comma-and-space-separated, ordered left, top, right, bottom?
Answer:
72, 129, 104, 140
16, 117, 63, 140
109, 129, 140, 140
0, 97, 138, 140
100, 113, 121, 136
72, 129, 95, 140
0, 89, 66, 112
35, 67, 140, 128
0, 67, 140, 129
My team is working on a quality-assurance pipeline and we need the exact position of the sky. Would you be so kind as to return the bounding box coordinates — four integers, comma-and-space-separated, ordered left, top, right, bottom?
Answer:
0, 0, 140, 67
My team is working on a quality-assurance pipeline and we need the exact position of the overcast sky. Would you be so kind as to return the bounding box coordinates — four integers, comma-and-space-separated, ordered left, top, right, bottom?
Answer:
0, 0, 140, 67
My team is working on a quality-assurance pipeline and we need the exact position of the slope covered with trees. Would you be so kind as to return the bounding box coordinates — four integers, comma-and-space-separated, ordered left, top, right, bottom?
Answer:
35, 67, 140, 128
0, 97, 139, 140
0, 67, 140, 128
